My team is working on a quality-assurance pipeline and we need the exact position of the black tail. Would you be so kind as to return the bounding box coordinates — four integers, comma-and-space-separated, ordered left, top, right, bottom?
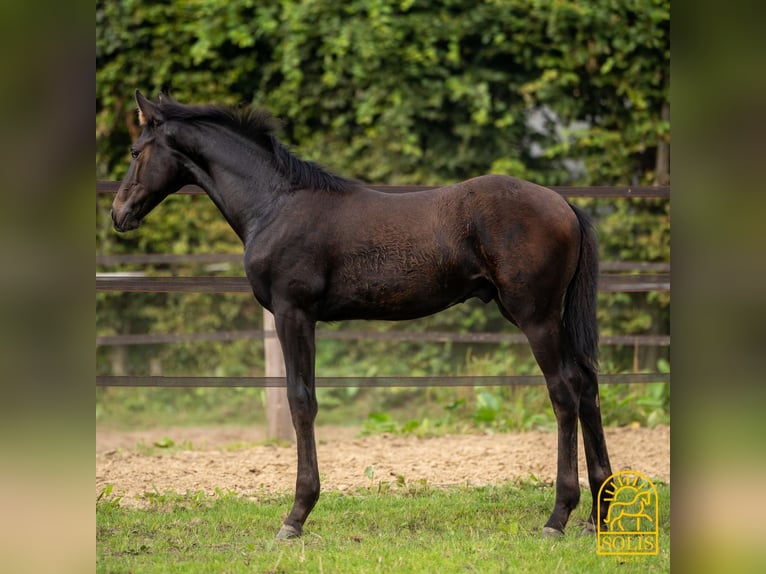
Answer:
562, 204, 600, 373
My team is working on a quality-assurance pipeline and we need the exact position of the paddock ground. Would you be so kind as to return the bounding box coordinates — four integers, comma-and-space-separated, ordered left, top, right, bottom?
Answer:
96, 424, 669, 507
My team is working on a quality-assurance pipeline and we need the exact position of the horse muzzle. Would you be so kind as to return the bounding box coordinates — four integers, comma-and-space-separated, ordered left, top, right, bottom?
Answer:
111, 206, 140, 232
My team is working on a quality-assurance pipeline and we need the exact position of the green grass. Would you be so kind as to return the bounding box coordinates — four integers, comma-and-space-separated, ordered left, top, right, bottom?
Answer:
97, 482, 670, 573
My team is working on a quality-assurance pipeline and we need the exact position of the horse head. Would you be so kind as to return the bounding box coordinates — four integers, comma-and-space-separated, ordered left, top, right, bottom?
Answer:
111, 91, 189, 232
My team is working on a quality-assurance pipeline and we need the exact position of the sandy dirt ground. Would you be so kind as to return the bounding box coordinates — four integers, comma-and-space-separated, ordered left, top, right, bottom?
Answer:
96, 424, 669, 507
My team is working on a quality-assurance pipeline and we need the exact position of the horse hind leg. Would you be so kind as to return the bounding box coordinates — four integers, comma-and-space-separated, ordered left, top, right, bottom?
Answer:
578, 366, 613, 532
515, 313, 584, 537
513, 307, 612, 535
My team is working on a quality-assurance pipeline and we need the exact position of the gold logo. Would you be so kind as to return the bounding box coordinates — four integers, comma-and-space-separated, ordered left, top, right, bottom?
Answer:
597, 470, 659, 556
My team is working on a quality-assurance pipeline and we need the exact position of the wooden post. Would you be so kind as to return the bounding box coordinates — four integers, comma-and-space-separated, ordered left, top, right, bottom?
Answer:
263, 309, 294, 442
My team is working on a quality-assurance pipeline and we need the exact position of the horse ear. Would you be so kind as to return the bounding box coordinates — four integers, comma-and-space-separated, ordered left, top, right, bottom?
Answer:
135, 89, 163, 127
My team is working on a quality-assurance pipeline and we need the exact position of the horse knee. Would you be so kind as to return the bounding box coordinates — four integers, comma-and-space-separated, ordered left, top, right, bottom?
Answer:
287, 383, 318, 419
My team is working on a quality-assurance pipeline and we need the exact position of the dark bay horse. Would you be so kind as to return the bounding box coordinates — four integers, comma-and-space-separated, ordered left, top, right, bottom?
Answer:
111, 91, 612, 539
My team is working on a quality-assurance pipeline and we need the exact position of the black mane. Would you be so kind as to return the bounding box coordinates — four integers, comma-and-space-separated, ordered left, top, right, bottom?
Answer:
157, 98, 360, 193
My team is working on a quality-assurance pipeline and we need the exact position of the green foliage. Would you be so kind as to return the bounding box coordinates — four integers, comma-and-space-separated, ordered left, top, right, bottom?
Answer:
600, 381, 670, 428
97, 483, 671, 573
353, 381, 666, 435
97, 0, 669, 185
96, 0, 670, 426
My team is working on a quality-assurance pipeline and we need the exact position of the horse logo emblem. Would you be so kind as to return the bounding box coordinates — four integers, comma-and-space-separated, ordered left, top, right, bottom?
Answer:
597, 470, 659, 555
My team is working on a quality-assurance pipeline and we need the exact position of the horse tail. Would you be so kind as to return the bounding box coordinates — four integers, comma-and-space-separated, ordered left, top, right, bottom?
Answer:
562, 204, 600, 373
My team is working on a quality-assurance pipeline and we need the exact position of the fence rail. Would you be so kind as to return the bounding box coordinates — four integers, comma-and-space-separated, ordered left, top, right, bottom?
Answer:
97, 372, 669, 389
96, 329, 669, 348
95, 252, 670, 273
95, 273, 669, 294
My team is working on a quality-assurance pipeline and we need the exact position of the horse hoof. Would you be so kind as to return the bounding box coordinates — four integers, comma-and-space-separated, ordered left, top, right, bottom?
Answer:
542, 526, 565, 538
582, 521, 597, 535
276, 524, 301, 540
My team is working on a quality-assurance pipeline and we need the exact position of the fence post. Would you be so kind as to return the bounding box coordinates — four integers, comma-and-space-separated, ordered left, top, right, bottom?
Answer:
263, 309, 294, 442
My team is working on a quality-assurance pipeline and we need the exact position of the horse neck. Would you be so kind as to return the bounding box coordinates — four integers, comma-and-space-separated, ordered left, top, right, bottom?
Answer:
174, 122, 289, 244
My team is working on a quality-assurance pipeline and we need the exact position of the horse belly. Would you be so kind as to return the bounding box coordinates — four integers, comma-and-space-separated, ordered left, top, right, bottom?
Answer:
320, 251, 492, 321
320, 283, 470, 321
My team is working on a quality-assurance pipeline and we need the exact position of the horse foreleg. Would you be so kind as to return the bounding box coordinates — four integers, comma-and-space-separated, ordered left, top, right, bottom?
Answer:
273, 307, 319, 539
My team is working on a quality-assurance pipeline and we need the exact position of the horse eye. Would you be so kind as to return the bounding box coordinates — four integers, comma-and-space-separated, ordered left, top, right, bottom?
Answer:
130, 148, 139, 159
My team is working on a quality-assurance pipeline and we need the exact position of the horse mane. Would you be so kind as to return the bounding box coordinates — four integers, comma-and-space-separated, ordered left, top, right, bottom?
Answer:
157, 97, 360, 193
